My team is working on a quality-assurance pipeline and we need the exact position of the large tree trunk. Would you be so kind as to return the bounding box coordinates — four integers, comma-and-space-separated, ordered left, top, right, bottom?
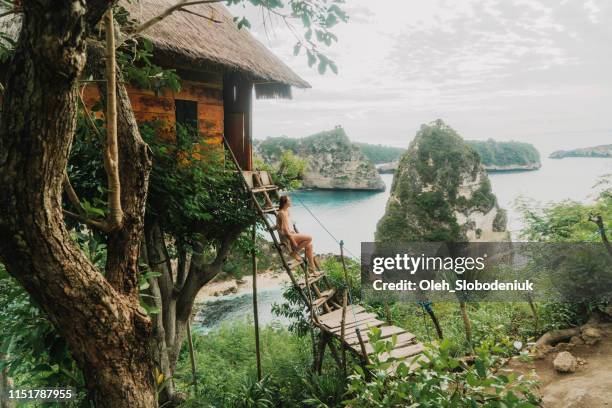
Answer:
0, 2, 156, 407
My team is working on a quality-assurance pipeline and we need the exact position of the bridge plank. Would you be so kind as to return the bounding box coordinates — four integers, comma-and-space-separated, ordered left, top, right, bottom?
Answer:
318, 305, 365, 322
348, 332, 418, 355
323, 312, 378, 330
330, 318, 385, 335
344, 325, 407, 345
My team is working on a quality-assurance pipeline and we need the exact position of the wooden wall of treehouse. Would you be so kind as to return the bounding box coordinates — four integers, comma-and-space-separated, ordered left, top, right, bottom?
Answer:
80, 71, 254, 170
82, 78, 224, 144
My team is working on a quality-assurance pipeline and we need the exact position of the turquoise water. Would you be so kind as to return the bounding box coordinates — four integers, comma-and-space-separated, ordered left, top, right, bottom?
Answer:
288, 157, 612, 256
195, 288, 289, 334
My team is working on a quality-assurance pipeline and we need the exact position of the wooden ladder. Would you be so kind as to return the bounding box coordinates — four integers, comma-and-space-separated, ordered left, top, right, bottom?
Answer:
223, 139, 426, 373
223, 141, 340, 317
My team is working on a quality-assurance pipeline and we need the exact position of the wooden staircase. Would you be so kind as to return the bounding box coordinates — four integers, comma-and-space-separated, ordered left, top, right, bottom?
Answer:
225, 141, 425, 373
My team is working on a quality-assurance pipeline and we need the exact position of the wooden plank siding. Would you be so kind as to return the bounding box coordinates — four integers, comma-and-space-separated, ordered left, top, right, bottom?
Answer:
80, 78, 225, 146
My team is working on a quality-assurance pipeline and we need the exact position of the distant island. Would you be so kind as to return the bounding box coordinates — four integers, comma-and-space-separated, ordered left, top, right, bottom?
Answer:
549, 144, 612, 159
466, 139, 541, 171
255, 127, 385, 191
353, 142, 405, 164
374, 139, 541, 173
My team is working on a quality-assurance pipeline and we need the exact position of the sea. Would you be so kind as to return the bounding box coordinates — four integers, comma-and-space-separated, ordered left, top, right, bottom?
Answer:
288, 156, 612, 257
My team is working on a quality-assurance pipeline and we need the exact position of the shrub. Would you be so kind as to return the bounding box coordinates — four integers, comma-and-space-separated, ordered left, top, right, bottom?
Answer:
345, 332, 540, 407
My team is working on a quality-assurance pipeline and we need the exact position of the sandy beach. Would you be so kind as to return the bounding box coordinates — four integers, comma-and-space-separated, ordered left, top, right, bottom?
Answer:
195, 269, 292, 302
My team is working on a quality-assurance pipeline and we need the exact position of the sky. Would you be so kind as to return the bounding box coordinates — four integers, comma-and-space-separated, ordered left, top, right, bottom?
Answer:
232, 0, 612, 154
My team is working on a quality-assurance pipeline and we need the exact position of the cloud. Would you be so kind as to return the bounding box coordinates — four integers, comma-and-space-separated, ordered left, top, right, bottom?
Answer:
235, 0, 612, 148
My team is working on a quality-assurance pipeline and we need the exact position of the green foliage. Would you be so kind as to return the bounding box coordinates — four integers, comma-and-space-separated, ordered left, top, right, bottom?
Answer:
345, 334, 540, 407
319, 256, 361, 301
0, 266, 84, 392
116, 38, 181, 95
517, 181, 611, 243
370, 301, 537, 356
66, 107, 107, 218
254, 149, 307, 191
175, 321, 345, 407
256, 136, 302, 160
226, 0, 347, 74
516, 178, 612, 329
256, 127, 356, 163
467, 139, 540, 167
272, 256, 360, 336
142, 123, 254, 246
354, 143, 405, 164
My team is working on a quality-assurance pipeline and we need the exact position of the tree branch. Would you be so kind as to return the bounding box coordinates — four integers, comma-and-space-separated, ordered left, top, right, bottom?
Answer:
63, 170, 86, 215
588, 213, 612, 259
62, 209, 111, 233
103, 9, 123, 231
179, 7, 222, 23
127, 0, 223, 40
175, 226, 243, 322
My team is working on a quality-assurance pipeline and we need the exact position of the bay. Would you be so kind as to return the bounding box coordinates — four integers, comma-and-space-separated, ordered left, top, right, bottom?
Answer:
288, 157, 612, 257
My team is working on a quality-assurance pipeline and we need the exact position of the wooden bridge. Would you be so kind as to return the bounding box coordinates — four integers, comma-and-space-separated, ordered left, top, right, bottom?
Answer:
231, 159, 426, 373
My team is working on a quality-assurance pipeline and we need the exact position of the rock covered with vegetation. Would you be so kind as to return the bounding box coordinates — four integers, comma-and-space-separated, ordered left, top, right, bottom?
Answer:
467, 139, 541, 171
353, 142, 405, 164
549, 144, 612, 159
256, 126, 385, 190
376, 120, 508, 242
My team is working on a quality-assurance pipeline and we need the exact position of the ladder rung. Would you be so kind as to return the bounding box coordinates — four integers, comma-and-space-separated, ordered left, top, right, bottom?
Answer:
252, 185, 278, 193
312, 289, 336, 308
298, 271, 326, 288
286, 258, 304, 270
262, 206, 279, 214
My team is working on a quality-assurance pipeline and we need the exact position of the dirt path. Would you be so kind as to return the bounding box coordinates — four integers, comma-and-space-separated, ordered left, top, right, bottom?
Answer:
507, 323, 612, 407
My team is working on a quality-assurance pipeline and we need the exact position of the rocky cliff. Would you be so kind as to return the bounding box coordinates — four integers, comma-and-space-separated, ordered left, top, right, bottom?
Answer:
376, 120, 508, 242
255, 127, 385, 191
549, 144, 612, 159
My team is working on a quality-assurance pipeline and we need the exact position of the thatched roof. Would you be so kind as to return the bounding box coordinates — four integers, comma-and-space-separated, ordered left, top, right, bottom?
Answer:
124, 0, 310, 91
0, 1, 310, 95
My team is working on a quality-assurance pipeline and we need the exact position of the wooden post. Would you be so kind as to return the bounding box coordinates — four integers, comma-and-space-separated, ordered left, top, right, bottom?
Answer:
252, 223, 263, 381
186, 321, 198, 395
340, 289, 348, 374
339, 240, 349, 374
315, 333, 328, 374
339, 240, 349, 285
355, 328, 369, 365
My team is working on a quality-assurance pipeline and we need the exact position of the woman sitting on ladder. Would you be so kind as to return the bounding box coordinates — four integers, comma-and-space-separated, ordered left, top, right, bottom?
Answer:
277, 195, 320, 272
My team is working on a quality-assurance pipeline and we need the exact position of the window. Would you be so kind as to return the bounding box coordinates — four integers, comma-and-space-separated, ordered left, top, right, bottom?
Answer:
175, 99, 198, 130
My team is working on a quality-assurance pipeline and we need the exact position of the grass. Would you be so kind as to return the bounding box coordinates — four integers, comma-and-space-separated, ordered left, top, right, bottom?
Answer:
175, 321, 347, 407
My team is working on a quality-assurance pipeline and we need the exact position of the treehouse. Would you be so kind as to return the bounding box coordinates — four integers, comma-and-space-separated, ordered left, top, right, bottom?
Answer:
0, 0, 309, 171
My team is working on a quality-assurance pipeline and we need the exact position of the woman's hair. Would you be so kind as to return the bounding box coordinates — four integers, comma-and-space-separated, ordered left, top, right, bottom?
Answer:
279, 195, 289, 209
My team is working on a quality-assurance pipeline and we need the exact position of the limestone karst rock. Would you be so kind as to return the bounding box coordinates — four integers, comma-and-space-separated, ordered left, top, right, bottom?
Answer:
376, 120, 508, 242
256, 127, 385, 191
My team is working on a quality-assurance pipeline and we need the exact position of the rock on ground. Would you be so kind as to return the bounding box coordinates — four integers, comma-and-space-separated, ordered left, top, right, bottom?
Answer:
554, 351, 578, 373
582, 326, 602, 346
